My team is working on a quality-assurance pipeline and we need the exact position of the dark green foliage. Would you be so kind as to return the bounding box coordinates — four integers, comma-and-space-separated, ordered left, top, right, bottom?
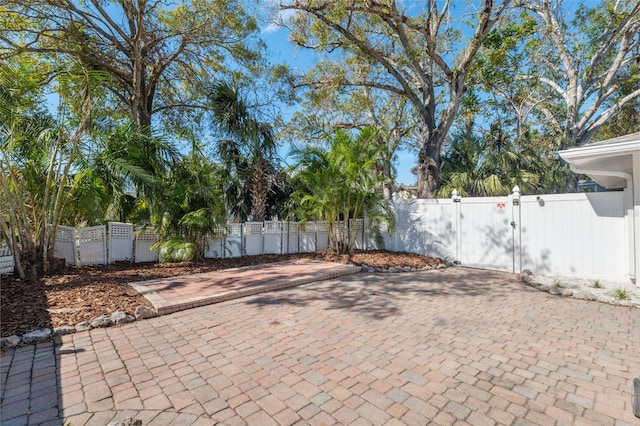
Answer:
289, 127, 394, 254
436, 122, 569, 197
209, 81, 287, 221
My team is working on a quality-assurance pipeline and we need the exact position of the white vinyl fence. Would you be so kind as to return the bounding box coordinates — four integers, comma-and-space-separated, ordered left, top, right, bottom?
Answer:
0, 245, 13, 276
519, 192, 627, 279
391, 189, 629, 281
77, 225, 107, 266
0, 220, 361, 268
1, 190, 629, 283
55, 226, 77, 265
108, 222, 133, 263
134, 228, 159, 263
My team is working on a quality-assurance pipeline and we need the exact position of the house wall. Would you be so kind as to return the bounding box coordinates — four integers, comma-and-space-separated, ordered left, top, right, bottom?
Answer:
634, 153, 640, 282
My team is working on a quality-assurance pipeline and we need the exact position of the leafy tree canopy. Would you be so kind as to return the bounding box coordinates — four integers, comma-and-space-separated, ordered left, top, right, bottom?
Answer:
1, 0, 267, 136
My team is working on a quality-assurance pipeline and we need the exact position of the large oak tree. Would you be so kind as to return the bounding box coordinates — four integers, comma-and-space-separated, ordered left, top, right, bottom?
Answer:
520, 0, 640, 148
1, 0, 263, 130
282, 0, 512, 198
477, 0, 640, 149
285, 83, 417, 198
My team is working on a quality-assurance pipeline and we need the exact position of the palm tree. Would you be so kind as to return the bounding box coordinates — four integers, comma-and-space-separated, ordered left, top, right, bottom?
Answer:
436, 123, 543, 197
208, 81, 279, 222
68, 121, 180, 225
151, 141, 227, 262
0, 64, 95, 278
290, 127, 394, 254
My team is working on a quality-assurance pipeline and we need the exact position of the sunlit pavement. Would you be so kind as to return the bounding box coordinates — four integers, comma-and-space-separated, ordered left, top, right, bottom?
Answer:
2, 267, 639, 425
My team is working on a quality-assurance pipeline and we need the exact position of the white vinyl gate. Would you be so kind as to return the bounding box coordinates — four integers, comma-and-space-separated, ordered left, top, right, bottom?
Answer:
392, 188, 628, 280
393, 188, 523, 273
457, 194, 520, 273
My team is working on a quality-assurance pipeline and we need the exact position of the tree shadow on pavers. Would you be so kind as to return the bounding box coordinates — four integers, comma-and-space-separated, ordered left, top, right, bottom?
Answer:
248, 294, 310, 307
0, 272, 64, 425
246, 268, 527, 320
246, 280, 401, 320
0, 340, 68, 425
137, 269, 297, 294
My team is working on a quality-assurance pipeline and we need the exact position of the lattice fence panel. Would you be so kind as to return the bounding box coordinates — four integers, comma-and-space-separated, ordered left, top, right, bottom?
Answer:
226, 223, 243, 257
263, 221, 283, 254
53, 226, 77, 266
299, 221, 317, 253
351, 219, 365, 249
368, 221, 390, 250
316, 221, 329, 251
78, 225, 107, 266
134, 228, 159, 263
0, 245, 14, 276
244, 222, 263, 256
108, 222, 133, 263
285, 222, 299, 254
204, 225, 226, 258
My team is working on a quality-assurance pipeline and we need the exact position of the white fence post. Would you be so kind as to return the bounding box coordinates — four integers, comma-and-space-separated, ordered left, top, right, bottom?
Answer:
77, 225, 107, 266
511, 186, 522, 274
452, 190, 462, 265
108, 222, 133, 263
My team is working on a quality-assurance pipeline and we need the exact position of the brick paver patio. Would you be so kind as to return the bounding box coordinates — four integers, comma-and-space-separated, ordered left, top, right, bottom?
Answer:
128, 259, 361, 315
1, 267, 639, 425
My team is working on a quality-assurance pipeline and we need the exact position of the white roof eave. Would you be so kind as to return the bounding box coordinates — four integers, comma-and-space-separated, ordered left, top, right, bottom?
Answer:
559, 140, 640, 161
559, 138, 640, 190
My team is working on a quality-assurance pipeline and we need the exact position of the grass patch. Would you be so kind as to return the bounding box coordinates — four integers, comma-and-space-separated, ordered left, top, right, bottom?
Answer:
592, 280, 603, 289
613, 289, 629, 300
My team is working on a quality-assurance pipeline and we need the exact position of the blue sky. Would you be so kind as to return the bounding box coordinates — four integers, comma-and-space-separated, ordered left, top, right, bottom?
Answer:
257, 5, 418, 186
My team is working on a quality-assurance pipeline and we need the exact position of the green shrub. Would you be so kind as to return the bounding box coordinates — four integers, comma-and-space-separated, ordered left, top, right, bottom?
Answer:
154, 238, 197, 263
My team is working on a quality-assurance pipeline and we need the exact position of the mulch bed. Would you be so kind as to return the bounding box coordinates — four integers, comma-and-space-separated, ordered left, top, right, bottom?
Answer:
0, 250, 444, 337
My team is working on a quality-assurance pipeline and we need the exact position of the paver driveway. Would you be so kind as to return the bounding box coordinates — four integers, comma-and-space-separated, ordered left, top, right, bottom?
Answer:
2, 267, 639, 425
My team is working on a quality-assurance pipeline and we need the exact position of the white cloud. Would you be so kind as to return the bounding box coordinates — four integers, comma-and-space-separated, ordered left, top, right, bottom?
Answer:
261, 7, 297, 35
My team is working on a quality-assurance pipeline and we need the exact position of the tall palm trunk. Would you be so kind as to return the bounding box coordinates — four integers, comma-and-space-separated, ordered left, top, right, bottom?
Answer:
250, 158, 270, 222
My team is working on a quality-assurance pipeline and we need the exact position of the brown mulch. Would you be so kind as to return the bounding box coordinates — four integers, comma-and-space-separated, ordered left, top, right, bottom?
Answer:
0, 250, 444, 338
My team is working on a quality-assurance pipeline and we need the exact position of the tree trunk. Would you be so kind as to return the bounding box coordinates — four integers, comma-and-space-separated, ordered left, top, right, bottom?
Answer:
130, 91, 153, 129
250, 160, 269, 222
381, 154, 393, 200
416, 131, 440, 198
